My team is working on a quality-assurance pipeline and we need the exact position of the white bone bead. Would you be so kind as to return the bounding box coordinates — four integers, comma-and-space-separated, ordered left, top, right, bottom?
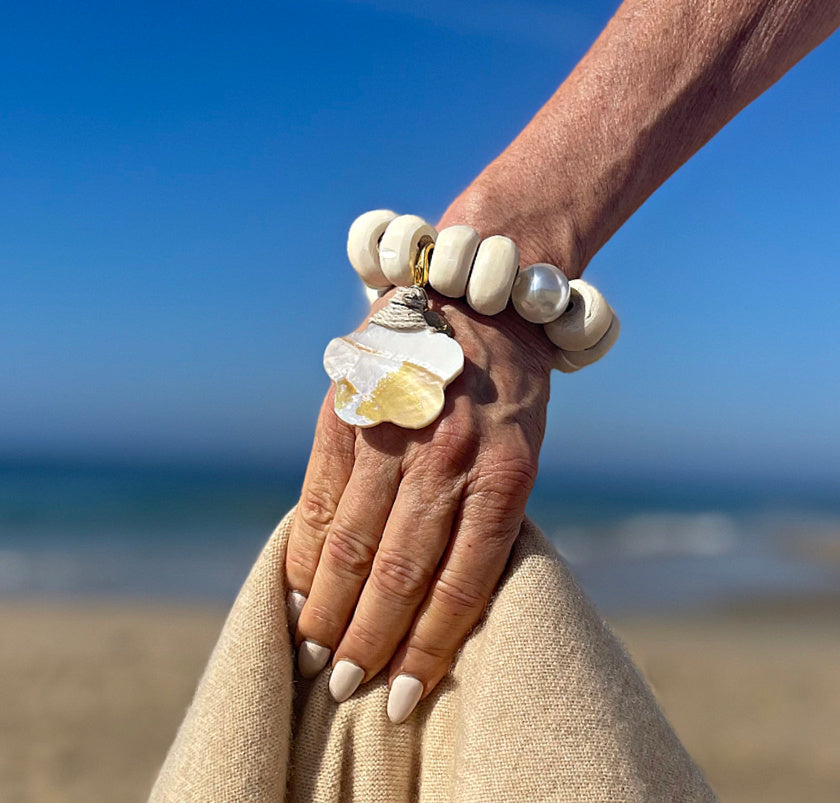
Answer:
378, 215, 437, 287
466, 235, 519, 316
511, 263, 571, 324
347, 209, 398, 289
553, 350, 583, 374
544, 279, 611, 351
363, 284, 390, 305
428, 225, 480, 298
553, 313, 620, 373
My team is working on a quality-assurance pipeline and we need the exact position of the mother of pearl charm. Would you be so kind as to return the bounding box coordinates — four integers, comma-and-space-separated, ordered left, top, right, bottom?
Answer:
511, 263, 571, 324
323, 289, 464, 429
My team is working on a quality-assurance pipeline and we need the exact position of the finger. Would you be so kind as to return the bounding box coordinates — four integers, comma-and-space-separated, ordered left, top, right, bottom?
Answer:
385, 460, 534, 723
327, 473, 462, 702
285, 392, 356, 607
295, 451, 401, 677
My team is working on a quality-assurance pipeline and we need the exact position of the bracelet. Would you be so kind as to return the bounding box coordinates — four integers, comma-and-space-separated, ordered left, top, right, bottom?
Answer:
323, 210, 620, 430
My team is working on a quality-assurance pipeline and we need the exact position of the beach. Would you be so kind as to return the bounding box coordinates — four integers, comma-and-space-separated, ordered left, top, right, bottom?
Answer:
3, 462, 839, 800
2, 596, 838, 803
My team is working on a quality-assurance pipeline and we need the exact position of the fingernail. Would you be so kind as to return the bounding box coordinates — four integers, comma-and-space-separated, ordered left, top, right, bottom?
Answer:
329, 660, 365, 702
286, 590, 307, 631
298, 640, 331, 678
387, 674, 424, 724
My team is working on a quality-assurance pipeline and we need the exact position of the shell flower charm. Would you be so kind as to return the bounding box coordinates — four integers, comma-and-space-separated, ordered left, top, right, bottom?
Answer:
323, 286, 464, 429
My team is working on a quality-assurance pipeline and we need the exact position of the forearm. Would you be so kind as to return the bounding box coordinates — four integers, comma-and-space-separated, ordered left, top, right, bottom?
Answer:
440, 0, 840, 275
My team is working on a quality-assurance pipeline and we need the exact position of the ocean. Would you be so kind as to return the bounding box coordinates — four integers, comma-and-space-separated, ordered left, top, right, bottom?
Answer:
1, 459, 838, 614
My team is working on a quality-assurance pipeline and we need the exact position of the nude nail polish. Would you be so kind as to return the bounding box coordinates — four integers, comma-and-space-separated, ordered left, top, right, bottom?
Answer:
387, 674, 424, 723
329, 660, 365, 702
298, 640, 331, 678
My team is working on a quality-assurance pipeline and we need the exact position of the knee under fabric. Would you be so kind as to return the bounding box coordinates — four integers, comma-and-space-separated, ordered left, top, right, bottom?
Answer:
151, 511, 716, 802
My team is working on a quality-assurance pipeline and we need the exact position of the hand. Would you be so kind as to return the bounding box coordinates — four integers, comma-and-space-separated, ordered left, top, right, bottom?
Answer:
283, 0, 840, 719
285, 287, 554, 722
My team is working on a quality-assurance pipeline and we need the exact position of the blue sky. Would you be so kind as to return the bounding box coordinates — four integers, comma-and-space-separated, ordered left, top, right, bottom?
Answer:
2, 1, 839, 482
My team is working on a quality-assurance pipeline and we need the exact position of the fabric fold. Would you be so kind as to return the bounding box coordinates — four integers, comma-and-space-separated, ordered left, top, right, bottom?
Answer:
151, 512, 716, 802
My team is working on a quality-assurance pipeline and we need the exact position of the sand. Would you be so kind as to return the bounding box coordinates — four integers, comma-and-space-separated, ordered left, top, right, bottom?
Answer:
1, 597, 838, 803
616, 599, 840, 802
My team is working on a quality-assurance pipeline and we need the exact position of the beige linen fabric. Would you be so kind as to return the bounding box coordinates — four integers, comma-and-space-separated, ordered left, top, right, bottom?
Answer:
151, 512, 716, 802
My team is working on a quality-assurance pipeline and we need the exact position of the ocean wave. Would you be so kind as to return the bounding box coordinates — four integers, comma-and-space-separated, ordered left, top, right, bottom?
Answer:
551, 511, 739, 564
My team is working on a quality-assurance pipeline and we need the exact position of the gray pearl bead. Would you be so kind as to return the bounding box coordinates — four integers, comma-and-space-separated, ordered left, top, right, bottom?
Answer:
511, 263, 571, 324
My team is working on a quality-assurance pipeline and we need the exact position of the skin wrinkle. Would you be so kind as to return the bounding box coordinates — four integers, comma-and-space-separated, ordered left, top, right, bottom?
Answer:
286, 0, 840, 709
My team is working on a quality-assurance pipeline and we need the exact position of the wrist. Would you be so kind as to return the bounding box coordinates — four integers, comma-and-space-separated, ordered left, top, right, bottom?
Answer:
436, 176, 587, 281
353, 209, 620, 376
430, 289, 557, 375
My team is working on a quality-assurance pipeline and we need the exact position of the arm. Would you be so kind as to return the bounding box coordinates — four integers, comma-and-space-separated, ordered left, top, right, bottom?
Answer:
443, 0, 840, 271
286, 0, 840, 721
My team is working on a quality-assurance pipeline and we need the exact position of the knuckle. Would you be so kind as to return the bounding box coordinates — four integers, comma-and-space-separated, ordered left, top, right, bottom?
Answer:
301, 600, 343, 636
344, 617, 383, 654
472, 450, 538, 504
407, 633, 452, 662
432, 570, 488, 619
412, 424, 480, 476
492, 445, 539, 485
298, 484, 337, 533
432, 428, 480, 474
285, 548, 317, 587
369, 549, 430, 606
325, 522, 377, 577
